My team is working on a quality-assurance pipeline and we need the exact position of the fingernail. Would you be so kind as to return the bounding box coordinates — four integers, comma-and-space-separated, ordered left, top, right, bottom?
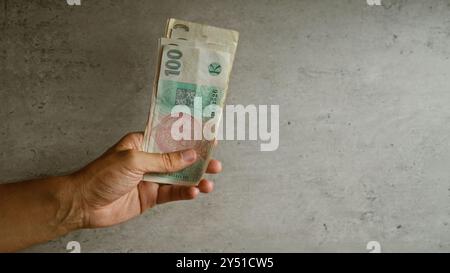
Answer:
181, 149, 197, 163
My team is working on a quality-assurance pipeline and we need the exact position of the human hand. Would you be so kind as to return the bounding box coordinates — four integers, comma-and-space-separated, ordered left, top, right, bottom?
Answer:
68, 132, 222, 228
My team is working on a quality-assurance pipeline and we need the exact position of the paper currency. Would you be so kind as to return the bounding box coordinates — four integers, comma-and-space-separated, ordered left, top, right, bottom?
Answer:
142, 19, 239, 185
165, 18, 238, 54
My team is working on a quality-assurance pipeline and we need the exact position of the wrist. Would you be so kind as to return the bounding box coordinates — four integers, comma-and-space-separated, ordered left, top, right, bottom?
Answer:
53, 175, 86, 233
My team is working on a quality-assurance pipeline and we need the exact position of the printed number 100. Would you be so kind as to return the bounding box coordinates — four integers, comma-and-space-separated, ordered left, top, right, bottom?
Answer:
164, 49, 183, 76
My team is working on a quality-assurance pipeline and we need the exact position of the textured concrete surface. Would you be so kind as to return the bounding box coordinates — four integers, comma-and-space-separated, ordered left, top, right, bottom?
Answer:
1, 0, 449, 252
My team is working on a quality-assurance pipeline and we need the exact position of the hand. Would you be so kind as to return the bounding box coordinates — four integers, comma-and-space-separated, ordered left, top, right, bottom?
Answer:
0, 131, 221, 251
69, 132, 222, 228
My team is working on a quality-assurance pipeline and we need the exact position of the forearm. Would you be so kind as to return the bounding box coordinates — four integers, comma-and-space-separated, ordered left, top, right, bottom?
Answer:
0, 176, 84, 252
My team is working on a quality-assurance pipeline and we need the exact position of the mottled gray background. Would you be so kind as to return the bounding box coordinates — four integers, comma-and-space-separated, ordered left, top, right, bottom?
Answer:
1, 0, 449, 252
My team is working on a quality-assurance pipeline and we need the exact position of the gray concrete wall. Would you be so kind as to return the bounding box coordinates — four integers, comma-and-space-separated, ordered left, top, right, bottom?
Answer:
1, 0, 449, 252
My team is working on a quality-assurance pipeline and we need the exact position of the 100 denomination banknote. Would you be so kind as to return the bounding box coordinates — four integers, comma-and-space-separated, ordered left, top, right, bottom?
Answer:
142, 20, 239, 185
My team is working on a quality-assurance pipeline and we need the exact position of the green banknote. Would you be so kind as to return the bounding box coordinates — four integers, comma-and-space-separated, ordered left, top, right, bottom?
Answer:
142, 20, 238, 185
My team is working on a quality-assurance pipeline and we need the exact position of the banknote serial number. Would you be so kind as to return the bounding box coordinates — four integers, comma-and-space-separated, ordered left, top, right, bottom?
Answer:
176, 257, 274, 271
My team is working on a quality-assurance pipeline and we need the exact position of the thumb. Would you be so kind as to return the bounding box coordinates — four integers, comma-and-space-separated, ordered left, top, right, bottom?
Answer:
124, 149, 198, 174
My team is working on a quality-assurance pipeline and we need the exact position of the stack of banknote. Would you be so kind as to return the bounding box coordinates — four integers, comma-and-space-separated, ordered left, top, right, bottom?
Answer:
142, 18, 239, 185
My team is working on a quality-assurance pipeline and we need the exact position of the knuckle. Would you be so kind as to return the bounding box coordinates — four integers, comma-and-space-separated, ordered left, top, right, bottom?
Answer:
125, 132, 142, 142
160, 153, 176, 172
